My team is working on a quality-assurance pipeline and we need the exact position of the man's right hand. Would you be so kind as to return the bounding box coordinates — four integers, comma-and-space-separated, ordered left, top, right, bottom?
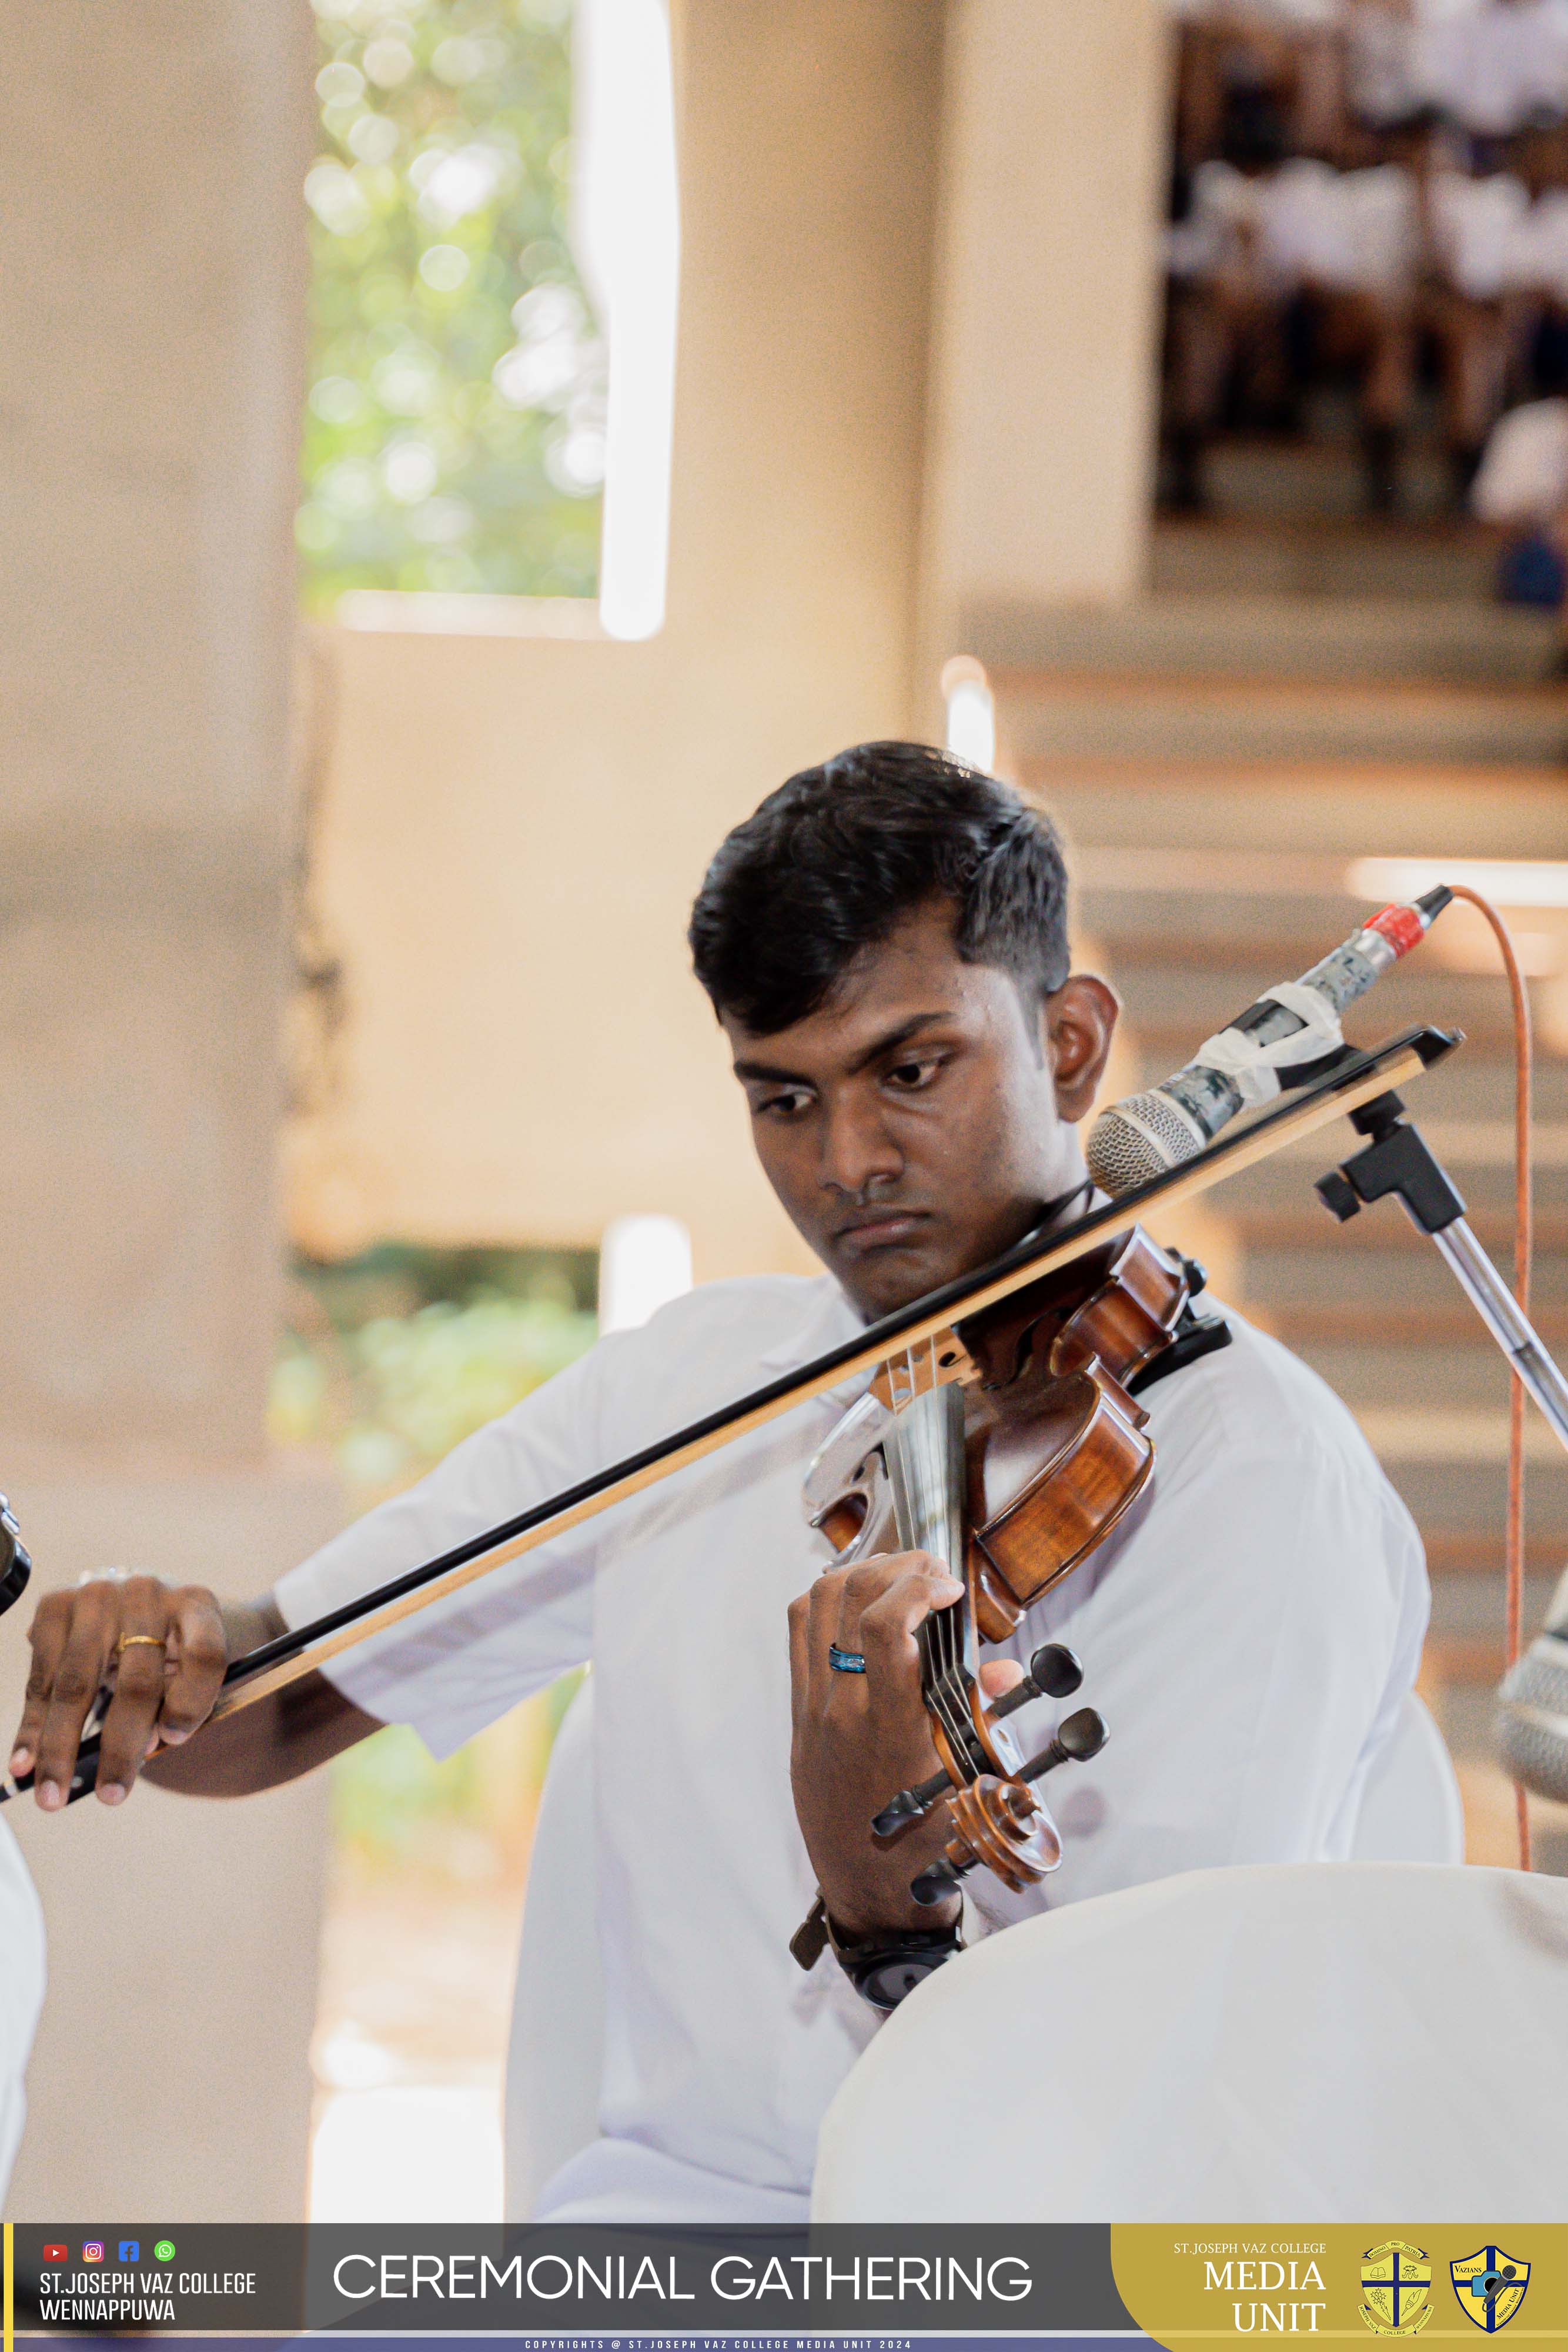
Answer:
11, 1577, 230, 1809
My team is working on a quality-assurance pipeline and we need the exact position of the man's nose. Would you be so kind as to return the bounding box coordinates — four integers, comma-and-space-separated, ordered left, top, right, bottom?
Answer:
818, 1093, 902, 1196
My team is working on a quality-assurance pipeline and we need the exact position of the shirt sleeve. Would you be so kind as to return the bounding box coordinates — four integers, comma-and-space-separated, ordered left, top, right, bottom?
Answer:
273, 1337, 618, 1758
964, 1373, 1430, 1935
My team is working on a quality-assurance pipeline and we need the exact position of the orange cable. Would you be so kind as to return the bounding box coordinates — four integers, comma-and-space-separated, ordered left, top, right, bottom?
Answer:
1447, 886, 1532, 1872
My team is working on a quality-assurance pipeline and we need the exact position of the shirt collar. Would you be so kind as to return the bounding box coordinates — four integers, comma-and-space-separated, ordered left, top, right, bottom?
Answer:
754, 1277, 865, 1373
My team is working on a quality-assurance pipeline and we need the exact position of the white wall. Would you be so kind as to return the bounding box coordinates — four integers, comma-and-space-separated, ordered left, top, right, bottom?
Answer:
920, 0, 1172, 683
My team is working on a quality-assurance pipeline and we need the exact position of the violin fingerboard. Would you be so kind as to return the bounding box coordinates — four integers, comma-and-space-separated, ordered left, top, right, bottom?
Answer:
885, 1379, 966, 1573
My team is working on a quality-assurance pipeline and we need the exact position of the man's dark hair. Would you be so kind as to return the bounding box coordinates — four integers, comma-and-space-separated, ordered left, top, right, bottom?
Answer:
688, 740, 1070, 1035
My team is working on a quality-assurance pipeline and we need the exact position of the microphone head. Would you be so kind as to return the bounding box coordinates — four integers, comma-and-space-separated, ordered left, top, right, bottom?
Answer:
1497, 1630, 1568, 1803
1086, 1089, 1206, 1198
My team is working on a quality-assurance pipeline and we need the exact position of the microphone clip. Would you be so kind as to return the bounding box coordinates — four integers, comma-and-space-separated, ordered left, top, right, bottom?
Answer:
1315, 1091, 1468, 1238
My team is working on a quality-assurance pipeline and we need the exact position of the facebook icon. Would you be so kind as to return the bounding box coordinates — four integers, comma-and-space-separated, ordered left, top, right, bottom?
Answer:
118, 2241, 139, 2263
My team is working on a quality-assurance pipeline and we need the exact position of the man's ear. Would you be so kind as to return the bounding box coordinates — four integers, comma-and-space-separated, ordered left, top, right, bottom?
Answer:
1043, 974, 1119, 1123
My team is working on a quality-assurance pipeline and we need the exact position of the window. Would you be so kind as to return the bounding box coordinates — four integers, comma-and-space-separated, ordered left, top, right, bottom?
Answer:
299, 0, 605, 607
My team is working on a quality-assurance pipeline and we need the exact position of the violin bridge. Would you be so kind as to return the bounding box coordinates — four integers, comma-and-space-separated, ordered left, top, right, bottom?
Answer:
870, 1327, 978, 1412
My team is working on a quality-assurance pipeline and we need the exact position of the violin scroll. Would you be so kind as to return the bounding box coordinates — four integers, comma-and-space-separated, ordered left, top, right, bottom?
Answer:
909, 1706, 1108, 1908
911, 1775, 1059, 1906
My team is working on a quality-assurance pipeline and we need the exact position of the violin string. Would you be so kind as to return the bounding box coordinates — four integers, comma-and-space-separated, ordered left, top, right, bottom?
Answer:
897, 1339, 969, 1783
934, 1327, 973, 1770
918, 1332, 974, 1784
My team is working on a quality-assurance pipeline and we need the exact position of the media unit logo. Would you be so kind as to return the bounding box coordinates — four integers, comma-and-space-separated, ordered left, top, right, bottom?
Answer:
40, 2244, 65, 2265
1360, 2242, 1432, 2336
1451, 2248, 1530, 2332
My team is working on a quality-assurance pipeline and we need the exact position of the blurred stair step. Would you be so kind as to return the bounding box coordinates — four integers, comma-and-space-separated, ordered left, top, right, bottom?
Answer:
1038, 761, 1568, 860
1384, 1454, 1568, 1529
1196, 1130, 1568, 1196
1187, 437, 1455, 524
1225, 1204, 1566, 1252
971, 596, 1558, 687
1287, 1339, 1534, 1412
1270, 1300, 1568, 1348
1422, 1531, 1563, 1577
1233, 1248, 1567, 1315
1004, 676, 1568, 769
1151, 517, 1504, 602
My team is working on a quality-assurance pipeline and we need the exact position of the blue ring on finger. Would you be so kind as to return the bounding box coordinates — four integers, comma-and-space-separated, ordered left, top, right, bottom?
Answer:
828, 1644, 867, 1674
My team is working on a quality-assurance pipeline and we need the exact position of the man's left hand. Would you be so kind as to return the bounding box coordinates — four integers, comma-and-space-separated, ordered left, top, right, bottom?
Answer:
787, 1552, 1021, 1939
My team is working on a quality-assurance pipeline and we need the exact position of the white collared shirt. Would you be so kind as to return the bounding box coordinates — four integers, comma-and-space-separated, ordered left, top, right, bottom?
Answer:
275, 1272, 1428, 2223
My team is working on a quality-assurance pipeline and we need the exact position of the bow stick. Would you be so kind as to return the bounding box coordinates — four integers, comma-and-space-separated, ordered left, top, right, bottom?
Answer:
4, 1024, 1456, 1806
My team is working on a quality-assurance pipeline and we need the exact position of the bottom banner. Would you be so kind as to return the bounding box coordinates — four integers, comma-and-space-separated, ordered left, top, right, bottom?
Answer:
2, 2223, 1560, 2345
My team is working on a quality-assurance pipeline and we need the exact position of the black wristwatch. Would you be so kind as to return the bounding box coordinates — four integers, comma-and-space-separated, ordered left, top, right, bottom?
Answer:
789, 1892, 964, 2013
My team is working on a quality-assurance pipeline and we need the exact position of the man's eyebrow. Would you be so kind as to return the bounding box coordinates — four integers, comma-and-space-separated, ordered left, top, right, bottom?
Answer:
731, 1011, 950, 1085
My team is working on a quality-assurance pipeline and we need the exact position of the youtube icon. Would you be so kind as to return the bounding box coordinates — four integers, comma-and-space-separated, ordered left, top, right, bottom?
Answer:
42, 2244, 66, 2264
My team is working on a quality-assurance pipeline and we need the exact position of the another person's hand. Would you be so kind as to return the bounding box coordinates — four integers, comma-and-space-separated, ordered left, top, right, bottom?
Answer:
11, 1575, 229, 1809
787, 1552, 1021, 1937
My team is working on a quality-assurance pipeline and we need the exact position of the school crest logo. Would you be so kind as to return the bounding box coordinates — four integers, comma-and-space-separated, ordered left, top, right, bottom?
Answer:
1360, 2242, 1432, 2335
1450, 2247, 1530, 2331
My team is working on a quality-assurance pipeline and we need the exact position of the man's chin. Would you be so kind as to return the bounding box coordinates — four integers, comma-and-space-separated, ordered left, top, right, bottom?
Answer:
830, 1237, 962, 1321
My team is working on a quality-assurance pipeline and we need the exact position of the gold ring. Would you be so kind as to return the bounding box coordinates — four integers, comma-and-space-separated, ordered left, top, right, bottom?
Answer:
114, 1634, 165, 1657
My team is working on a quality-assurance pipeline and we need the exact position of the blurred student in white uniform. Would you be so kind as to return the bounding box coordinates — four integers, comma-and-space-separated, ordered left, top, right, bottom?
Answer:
1427, 155, 1533, 490
1167, 114, 1425, 509
1472, 387, 1568, 657
1422, 0, 1568, 151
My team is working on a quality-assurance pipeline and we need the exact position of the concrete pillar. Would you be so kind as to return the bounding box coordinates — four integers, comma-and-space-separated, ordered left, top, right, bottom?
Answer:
0, 0, 339, 2219
920, 0, 1172, 686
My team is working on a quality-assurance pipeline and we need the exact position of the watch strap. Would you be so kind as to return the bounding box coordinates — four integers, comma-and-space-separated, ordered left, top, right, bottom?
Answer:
790, 1890, 964, 2012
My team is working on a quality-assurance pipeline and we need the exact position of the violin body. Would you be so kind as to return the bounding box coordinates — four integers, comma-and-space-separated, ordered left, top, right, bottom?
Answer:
803, 1224, 1191, 1903
805, 1227, 1189, 1631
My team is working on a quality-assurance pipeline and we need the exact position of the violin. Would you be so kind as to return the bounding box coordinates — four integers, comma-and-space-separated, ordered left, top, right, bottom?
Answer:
0, 1027, 1452, 1812
803, 1225, 1209, 1907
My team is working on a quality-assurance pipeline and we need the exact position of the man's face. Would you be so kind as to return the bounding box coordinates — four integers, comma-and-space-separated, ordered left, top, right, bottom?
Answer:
722, 898, 1118, 1319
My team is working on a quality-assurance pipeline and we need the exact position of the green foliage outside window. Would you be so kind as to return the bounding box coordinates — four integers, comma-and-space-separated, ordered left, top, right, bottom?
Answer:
299, 0, 603, 607
271, 1244, 599, 1877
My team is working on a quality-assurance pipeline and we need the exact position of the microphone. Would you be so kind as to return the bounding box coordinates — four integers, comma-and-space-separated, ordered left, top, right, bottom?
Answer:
1085, 887, 1453, 1198
1497, 1565, 1568, 1802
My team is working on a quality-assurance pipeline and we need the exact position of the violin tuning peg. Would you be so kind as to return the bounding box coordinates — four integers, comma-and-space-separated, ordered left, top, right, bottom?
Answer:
987, 1640, 1085, 1725
871, 1765, 952, 1838
1022, 1705, 1108, 1781
911, 1859, 963, 1907
1028, 1642, 1083, 1699
1056, 1705, 1108, 1762
872, 1790, 918, 1837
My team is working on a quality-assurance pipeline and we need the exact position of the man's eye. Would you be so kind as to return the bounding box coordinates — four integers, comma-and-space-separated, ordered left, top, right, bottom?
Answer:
757, 1088, 813, 1119
886, 1057, 941, 1091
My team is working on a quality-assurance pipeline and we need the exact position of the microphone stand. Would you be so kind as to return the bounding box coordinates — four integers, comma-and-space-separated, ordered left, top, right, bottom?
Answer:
1315, 1087, 1568, 1455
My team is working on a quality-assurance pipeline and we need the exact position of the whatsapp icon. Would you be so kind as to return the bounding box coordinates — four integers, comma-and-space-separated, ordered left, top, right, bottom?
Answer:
153, 2241, 175, 2262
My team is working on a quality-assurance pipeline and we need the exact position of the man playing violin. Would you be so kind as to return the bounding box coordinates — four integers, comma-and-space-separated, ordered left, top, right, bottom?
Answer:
11, 743, 1427, 2223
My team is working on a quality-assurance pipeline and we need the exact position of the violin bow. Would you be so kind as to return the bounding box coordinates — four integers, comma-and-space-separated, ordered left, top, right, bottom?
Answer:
5, 1024, 1456, 1805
